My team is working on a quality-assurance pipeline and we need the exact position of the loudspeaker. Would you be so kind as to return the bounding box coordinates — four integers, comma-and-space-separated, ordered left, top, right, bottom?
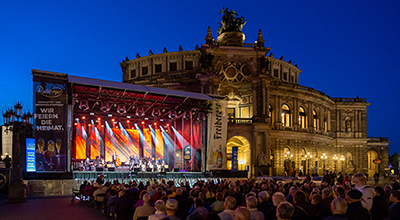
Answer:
108, 167, 115, 171
146, 168, 153, 172
174, 168, 179, 172
134, 168, 140, 172
164, 168, 170, 172
96, 167, 103, 172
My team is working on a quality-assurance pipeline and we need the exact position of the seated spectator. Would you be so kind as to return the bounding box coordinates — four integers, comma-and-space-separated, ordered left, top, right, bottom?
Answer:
257, 191, 271, 212
211, 192, 225, 213
187, 198, 209, 220
292, 190, 309, 220
265, 191, 285, 220
370, 186, 389, 220
149, 200, 167, 220
345, 189, 371, 220
107, 189, 118, 219
388, 190, 400, 220
218, 196, 236, 220
276, 201, 295, 220
235, 206, 251, 220
165, 198, 181, 220
323, 197, 348, 220
133, 194, 155, 220
246, 196, 264, 220
115, 190, 134, 220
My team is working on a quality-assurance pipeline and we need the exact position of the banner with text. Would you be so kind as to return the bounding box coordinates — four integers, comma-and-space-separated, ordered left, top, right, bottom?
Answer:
33, 78, 68, 171
207, 100, 228, 170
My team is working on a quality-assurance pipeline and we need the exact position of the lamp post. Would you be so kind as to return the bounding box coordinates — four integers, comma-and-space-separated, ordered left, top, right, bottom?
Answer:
340, 155, 345, 172
333, 154, 338, 172
305, 152, 313, 175
3, 103, 33, 203
320, 153, 328, 174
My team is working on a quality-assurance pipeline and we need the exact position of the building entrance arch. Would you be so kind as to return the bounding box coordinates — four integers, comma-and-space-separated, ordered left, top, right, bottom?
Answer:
226, 136, 251, 173
368, 150, 379, 177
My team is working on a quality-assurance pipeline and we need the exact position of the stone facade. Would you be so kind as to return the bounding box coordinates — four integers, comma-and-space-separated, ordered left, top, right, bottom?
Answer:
120, 20, 389, 177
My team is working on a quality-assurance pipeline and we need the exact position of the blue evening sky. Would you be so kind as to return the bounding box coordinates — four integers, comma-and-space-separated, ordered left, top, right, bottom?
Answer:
1, 1, 399, 154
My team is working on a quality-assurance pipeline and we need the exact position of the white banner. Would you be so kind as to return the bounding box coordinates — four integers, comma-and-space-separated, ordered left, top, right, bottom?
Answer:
2, 126, 13, 157
207, 100, 228, 170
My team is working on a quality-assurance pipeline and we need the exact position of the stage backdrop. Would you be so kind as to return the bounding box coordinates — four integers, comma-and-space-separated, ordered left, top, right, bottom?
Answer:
33, 75, 68, 171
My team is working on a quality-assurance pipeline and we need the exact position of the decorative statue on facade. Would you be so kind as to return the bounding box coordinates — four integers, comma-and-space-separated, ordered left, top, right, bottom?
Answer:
218, 6, 247, 35
258, 151, 267, 166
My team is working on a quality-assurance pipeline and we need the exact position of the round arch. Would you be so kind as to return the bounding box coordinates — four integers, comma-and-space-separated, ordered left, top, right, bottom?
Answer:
367, 150, 379, 176
226, 136, 251, 172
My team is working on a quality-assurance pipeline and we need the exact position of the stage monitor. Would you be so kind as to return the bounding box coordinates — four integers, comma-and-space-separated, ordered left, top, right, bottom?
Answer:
108, 167, 115, 171
174, 168, 179, 172
146, 168, 152, 172
134, 168, 140, 172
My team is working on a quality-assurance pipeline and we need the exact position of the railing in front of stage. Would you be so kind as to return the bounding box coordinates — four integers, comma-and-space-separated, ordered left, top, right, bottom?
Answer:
72, 171, 207, 180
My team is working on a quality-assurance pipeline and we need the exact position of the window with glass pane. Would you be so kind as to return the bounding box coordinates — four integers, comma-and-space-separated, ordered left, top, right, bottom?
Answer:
313, 110, 319, 130
299, 107, 306, 128
282, 104, 291, 126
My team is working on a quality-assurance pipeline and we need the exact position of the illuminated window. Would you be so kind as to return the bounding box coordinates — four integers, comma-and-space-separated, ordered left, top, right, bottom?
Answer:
130, 69, 136, 78
281, 104, 291, 126
185, 61, 193, 70
313, 110, 319, 130
228, 108, 235, 119
299, 107, 306, 129
324, 114, 328, 132
170, 62, 177, 71
155, 64, 162, 73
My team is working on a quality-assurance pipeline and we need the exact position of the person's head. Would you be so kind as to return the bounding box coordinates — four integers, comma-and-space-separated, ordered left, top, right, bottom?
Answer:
276, 202, 294, 220
293, 190, 307, 206
246, 196, 258, 209
331, 197, 347, 215
118, 190, 125, 197
194, 198, 204, 208
171, 185, 177, 192
235, 207, 250, 220
322, 187, 333, 199
289, 186, 299, 195
258, 191, 270, 203
352, 173, 367, 187
225, 196, 236, 210
176, 187, 183, 195
143, 194, 151, 203
154, 200, 165, 211
110, 189, 117, 197
374, 186, 384, 196
165, 198, 178, 214
216, 192, 224, 201
390, 190, 400, 203
272, 192, 285, 207
157, 187, 163, 193
336, 186, 345, 197
311, 194, 322, 205
346, 190, 363, 204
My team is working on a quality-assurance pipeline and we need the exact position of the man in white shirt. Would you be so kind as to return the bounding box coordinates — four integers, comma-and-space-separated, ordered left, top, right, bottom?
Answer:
352, 173, 375, 211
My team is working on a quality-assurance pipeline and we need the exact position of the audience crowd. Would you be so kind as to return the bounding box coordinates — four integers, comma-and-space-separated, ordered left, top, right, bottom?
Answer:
76, 171, 400, 220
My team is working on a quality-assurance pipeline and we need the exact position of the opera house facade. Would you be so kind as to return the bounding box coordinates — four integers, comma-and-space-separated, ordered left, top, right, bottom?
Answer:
120, 9, 389, 177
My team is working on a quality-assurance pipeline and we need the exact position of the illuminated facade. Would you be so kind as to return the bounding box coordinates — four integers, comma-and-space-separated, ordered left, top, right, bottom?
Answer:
120, 13, 389, 177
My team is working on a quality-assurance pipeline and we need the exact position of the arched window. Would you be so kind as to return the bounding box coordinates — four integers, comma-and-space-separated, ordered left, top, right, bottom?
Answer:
281, 104, 291, 127
299, 107, 306, 129
313, 110, 319, 130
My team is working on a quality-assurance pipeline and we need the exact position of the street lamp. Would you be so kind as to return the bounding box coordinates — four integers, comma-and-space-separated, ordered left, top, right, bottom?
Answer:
340, 155, 345, 172
333, 154, 338, 172
305, 152, 313, 175
3, 103, 33, 203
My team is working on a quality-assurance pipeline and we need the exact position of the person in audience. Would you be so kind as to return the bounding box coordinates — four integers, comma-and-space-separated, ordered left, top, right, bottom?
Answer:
276, 201, 295, 220
246, 196, 264, 220
352, 173, 375, 211
323, 197, 348, 220
133, 194, 155, 220
148, 199, 167, 220
218, 196, 236, 220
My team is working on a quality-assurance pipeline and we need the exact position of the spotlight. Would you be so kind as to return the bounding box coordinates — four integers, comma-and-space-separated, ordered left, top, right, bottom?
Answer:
141, 121, 145, 125
183, 111, 191, 119
82, 116, 85, 119
97, 117, 101, 121
101, 125, 104, 127
112, 119, 115, 122
167, 124, 169, 126
100, 102, 110, 112
152, 108, 161, 117
74, 122, 77, 126
135, 107, 144, 116
169, 110, 176, 118
89, 124, 91, 127
127, 120, 130, 123
79, 100, 89, 111
117, 104, 126, 114
154, 122, 157, 126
